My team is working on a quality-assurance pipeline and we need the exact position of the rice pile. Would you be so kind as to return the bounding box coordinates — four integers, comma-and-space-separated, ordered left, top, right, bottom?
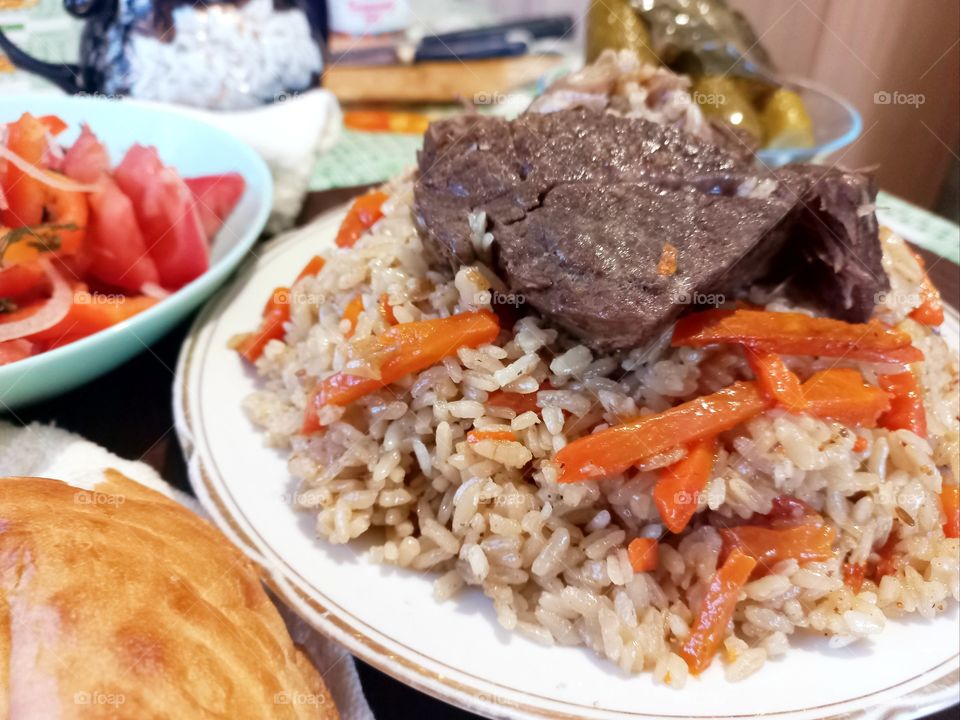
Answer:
243, 177, 960, 684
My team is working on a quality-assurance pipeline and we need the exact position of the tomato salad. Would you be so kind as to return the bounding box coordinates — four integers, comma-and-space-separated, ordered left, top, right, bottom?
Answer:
0, 113, 246, 366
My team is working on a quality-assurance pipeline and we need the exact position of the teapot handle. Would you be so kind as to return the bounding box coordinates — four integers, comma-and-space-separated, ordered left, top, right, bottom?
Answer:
0, 29, 82, 94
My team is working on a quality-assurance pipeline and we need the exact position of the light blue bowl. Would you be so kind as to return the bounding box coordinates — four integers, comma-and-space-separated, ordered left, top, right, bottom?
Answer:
756, 76, 863, 167
0, 96, 272, 410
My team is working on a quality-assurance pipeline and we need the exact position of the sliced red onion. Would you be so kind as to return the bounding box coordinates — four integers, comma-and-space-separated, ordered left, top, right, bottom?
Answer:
0, 259, 72, 343
0, 143, 101, 194
140, 282, 171, 300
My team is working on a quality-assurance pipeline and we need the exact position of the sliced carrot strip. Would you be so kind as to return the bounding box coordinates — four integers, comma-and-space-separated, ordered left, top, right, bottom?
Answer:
235, 287, 290, 363
877, 371, 927, 438
335, 190, 389, 248
295, 255, 325, 283
801, 369, 891, 428
679, 549, 756, 674
719, 523, 836, 576
744, 347, 807, 411
907, 249, 944, 327
556, 382, 772, 484
379, 294, 398, 325
843, 562, 866, 593
653, 436, 717, 534
672, 308, 923, 364
627, 538, 659, 572
942, 484, 960, 539
304, 311, 499, 432
467, 429, 516, 443
873, 532, 902, 581
487, 381, 553, 415
343, 295, 364, 338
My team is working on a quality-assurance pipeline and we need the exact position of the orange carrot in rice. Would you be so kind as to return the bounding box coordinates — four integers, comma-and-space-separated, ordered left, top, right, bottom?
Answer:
680, 549, 756, 674
672, 308, 923, 364
295, 255, 325, 282
877, 371, 927, 438
907, 249, 944, 327
873, 532, 902, 581
487, 381, 553, 415
941, 484, 960, 539
843, 563, 866, 593
467, 429, 516, 443
653, 437, 717, 534
303, 311, 500, 432
627, 538, 659, 572
800, 369, 891, 428
235, 286, 291, 363
744, 347, 807, 411
379, 294, 398, 325
342, 295, 364, 337
335, 190, 389, 248
719, 523, 836, 576
852, 436, 869, 453
556, 381, 772, 484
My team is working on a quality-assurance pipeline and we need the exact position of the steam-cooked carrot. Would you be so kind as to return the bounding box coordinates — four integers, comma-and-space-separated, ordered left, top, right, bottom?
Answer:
234, 287, 290, 363
303, 310, 499, 432
873, 532, 902, 581
679, 549, 757, 674
343, 295, 364, 337
295, 255, 325, 282
843, 563, 866, 593
379, 294, 398, 325
744, 347, 807, 411
487, 381, 553, 415
877, 371, 927, 438
719, 523, 836, 576
467, 429, 516, 443
907, 249, 944, 327
801, 369, 892, 428
942, 484, 960, 539
672, 308, 923, 364
653, 436, 717, 534
556, 381, 772, 483
853, 436, 869, 453
627, 538, 659, 572
335, 190, 389, 248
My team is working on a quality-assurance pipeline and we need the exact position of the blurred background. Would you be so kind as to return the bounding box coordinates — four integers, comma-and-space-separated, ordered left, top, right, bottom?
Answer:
1, 0, 956, 219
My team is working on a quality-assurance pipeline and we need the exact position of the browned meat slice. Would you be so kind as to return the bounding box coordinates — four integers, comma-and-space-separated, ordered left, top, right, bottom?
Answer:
413, 109, 887, 352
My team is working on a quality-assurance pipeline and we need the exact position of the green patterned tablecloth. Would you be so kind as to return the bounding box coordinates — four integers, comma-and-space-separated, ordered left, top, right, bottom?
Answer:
311, 133, 959, 265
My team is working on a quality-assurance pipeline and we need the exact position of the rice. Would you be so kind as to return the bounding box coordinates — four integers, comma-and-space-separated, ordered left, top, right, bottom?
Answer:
244, 175, 960, 682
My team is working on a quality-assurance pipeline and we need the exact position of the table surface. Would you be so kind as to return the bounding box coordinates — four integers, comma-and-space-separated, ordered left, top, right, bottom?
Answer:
12, 187, 960, 720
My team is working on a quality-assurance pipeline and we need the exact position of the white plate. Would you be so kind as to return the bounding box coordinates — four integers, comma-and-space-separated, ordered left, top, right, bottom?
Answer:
175, 208, 960, 720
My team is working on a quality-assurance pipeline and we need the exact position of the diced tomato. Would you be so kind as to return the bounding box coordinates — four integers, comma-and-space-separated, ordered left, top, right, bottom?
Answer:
61, 124, 111, 184
114, 144, 208, 289
25, 291, 157, 345
2, 113, 47, 227
185, 173, 246, 240
0, 262, 48, 300
335, 190, 389, 248
234, 287, 291, 363
627, 538, 659, 572
0, 339, 36, 365
86, 179, 160, 291
877, 371, 927, 438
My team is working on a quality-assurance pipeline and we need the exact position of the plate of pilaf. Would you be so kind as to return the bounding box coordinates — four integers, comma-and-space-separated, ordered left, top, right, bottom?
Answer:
176, 52, 959, 720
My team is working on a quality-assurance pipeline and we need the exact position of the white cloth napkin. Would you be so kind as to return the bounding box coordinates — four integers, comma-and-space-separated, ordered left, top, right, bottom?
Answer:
166, 89, 343, 232
0, 420, 374, 720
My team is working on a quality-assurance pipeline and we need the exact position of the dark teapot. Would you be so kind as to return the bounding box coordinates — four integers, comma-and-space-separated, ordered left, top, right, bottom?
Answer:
0, 0, 327, 110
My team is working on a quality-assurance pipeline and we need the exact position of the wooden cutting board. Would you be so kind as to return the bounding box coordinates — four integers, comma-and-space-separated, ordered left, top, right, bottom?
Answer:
323, 55, 563, 104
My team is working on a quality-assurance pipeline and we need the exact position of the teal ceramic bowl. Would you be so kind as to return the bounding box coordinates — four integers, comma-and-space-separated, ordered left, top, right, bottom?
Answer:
0, 96, 272, 410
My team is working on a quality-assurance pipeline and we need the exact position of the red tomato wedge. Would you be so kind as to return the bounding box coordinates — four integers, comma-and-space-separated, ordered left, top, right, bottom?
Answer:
25, 290, 158, 345
114, 144, 208, 289
61, 124, 111, 184
0, 262, 48, 300
0, 339, 36, 365
185, 173, 246, 240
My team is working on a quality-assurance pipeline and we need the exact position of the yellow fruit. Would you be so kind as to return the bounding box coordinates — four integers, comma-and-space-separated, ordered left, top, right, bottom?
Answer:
761, 88, 815, 149
691, 75, 763, 141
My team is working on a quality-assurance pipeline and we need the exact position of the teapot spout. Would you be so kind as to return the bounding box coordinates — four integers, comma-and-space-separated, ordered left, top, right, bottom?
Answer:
0, 29, 82, 94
